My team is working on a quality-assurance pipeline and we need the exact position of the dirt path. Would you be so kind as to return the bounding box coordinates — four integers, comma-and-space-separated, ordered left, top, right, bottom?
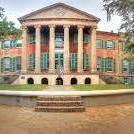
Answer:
0, 103, 134, 134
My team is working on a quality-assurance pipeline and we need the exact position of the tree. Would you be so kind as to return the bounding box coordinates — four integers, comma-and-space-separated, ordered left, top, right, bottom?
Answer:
0, 7, 4, 18
0, 7, 21, 41
103, 0, 134, 58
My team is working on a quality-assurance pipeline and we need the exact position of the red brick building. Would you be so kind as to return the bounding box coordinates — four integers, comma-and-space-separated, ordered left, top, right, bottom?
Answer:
0, 3, 133, 85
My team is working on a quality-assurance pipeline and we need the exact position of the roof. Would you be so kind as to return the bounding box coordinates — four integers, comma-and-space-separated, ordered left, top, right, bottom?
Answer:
18, 3, 100, 22
97, 31, 119, 36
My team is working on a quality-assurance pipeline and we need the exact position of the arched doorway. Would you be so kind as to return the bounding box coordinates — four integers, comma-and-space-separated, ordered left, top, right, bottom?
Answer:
56, 77, 63, 85
71, 78, 77, 85
41, 78, 48, 85
85, 78, 91, 84
27, 78, 34, 84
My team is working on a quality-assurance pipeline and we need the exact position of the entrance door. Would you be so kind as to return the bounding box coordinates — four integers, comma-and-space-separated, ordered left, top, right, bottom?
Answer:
56, 77, 63, 85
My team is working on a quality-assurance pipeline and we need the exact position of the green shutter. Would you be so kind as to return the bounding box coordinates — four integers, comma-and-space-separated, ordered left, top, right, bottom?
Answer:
13, 57, 16, 71
83, 54, 88, 69
10, 40, 17, 48
29, 54, 35, 69
96, 40, 103, 48
112, 59, 115, 72
113, 41, 115, 49
10, 57, 16, 72
1, 58, 3, 72
1, 42, 4, 49
10, 57, 12, 71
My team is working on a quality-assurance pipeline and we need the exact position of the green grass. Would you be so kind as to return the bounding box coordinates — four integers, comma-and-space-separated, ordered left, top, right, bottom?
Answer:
0, 84, 134, 91
73, 84, 134, 91
0, 84, 48, 91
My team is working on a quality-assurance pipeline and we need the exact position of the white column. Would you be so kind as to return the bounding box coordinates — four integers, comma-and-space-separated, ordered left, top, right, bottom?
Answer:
63, 25, 70, 73
35, 25, 41, 74
49, 25, 55, 73
78, 25, 84, 73
90, 26, 97, 73
21, 26, 28, 73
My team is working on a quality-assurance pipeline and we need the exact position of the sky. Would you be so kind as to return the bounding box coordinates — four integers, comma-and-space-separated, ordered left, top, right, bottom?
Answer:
0, 0, 122, 32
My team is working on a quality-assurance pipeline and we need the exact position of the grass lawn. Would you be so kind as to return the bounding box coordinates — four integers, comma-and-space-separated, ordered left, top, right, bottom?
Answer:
0, 84, 133, 91
73, 84, 134, 91
0, 84, 47, 91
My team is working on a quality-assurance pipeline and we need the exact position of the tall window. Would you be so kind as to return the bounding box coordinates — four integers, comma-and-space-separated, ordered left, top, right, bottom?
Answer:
122, 77, 134, 84
70, 53, 77, 70
121, 41, 126, 51
3, 57, 10, 71
106, 58, 115, 71
41, 53, 48, 70
41, 33, 46, 44
2, 40, 10, 49
122, 59, 134, 73
97, 57, 115, 72
83, 34, 89, 44
55, 53, 63, 69
1, 57, 21, 72
122, 60, 129, 72
96, 40, 103, 48
73, 33, 78, 43
16, 56, 21, 70
29, 33, 35, 44
106, 41, 115, 49
55, 33, 64, 48
96, 40, 115, 49
29, 54, 35, 70
16, 40, 22, 47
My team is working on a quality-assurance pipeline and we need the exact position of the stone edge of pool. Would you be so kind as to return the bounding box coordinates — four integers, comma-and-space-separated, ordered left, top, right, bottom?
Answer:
0, 89, 134, 97
0, 89, 134, 107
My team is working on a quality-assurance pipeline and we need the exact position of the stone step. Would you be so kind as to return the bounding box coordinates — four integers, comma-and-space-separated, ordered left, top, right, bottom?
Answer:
37, 96, 81, 101
35, 106, 85, 112
35, 95, 85, 112
36, 100, 83, 107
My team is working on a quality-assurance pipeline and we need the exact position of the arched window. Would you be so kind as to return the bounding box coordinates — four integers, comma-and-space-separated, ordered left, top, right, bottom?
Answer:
27, 78, 34, 84
41, 78, 48, 85
71, 78, 77, 85
85, 78, 91, 84
56, 77, 63, 85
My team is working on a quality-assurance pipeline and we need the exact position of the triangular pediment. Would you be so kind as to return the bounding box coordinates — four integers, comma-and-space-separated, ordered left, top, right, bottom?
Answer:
18, 3, 100, 22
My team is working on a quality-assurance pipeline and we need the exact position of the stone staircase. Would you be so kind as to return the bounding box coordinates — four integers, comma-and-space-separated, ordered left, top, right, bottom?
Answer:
35, 96, 85, 112
0, 75, 19, 84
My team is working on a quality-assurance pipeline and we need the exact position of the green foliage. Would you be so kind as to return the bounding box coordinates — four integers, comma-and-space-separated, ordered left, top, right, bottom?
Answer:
0, 84, 48, 90
0, 7, 22, 41
73, 84, 134, 91
0, 7, 4, 19
103, 0, 134, 58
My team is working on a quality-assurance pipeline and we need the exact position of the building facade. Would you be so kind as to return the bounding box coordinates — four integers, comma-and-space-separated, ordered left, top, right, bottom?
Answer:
0, 3, 134, 85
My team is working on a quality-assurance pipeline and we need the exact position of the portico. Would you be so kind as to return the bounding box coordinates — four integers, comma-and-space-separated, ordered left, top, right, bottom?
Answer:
18, 3, 100, 85
21, 24, 97, 74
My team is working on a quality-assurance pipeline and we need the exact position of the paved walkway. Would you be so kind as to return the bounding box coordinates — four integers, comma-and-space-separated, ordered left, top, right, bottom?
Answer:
0, 103, 134, 134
